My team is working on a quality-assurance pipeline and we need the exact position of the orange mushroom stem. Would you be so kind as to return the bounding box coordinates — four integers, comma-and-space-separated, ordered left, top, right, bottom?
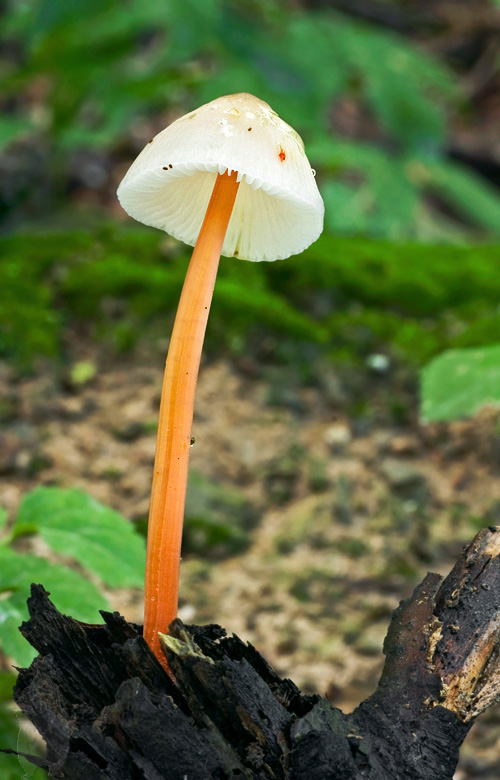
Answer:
144, 170, 240, 669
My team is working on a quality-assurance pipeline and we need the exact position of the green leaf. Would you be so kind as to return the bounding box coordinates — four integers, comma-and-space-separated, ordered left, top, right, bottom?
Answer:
0, 670, 47, 779
0, 676, 42, 780
0, 547, 108, 666
421, 344, 500, 422
16, 723, 47, 780
14, 488, 145, 589
0, 698, 41, 780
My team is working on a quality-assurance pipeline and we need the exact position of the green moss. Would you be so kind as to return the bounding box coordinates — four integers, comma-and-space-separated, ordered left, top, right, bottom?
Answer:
1, 226, 499, 369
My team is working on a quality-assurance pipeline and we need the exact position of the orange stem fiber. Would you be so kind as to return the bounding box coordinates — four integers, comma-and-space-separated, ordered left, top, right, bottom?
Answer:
144, 170, 240, 669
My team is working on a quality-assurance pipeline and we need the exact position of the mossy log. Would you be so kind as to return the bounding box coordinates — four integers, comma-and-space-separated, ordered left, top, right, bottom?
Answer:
13, 526, 500, 779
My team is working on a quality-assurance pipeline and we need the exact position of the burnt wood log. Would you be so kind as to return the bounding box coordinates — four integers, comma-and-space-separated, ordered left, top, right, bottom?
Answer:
13, 526, 500, 779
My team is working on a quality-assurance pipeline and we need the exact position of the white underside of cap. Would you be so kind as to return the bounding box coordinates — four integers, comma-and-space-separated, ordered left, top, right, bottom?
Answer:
118, 161, 323, 261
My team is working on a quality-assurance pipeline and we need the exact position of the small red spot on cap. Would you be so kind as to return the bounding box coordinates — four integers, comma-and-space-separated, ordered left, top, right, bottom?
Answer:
279, 147, 286, 162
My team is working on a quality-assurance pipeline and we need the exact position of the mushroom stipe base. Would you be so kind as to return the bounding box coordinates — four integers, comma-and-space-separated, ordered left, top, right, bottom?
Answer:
14, 526, 500, 780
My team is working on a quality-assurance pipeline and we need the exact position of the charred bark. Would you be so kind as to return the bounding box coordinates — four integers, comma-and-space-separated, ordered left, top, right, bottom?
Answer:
13, 526, 500, 779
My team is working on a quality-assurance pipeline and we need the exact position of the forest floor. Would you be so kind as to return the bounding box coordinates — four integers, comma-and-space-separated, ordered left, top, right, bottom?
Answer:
1, 342, 500, 779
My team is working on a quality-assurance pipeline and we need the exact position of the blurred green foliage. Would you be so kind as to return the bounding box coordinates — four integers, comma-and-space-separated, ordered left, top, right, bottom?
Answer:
2, 0, 500, 239
1, 225, 499, 368
0, 667, 44, 780
0, 488, 146, 779
1, 0, 499, 380
0, 487, 145, 667
2, 0, 500, 374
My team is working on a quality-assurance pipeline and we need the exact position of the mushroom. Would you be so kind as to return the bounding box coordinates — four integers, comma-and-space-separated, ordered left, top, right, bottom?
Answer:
117, 92, 324, 670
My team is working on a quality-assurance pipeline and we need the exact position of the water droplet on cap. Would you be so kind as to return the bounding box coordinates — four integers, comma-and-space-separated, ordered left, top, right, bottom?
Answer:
311, 168, 316, 177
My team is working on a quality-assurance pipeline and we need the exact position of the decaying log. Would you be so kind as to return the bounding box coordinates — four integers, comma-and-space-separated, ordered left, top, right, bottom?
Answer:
12, 526, 500, 779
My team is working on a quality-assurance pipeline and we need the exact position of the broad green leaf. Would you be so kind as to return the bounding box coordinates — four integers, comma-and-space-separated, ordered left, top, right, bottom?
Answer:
421, 344, 500, 422
14, 488, 145, 589
0, 548, 108, 666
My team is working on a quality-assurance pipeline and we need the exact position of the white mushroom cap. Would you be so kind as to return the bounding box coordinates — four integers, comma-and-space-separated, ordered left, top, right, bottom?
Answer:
117, 93, 324, 262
